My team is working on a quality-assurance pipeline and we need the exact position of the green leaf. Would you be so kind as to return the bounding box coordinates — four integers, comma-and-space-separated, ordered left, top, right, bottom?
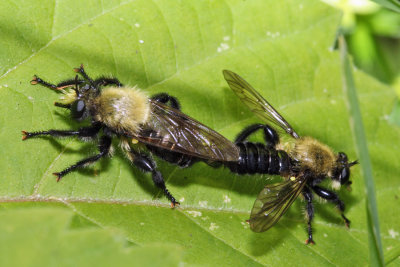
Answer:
0, 203, 183, 267
1, 0, 400, 265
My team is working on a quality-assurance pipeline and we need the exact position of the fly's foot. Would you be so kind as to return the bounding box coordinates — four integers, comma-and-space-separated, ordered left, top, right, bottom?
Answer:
305, 238, 315, 245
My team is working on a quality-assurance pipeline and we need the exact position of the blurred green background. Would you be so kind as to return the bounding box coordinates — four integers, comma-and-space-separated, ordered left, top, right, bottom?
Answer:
326, 0, 400, 93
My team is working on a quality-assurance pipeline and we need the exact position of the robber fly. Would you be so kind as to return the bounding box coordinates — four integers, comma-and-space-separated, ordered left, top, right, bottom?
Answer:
222, 70, 357, 244
22, 65, 239, 207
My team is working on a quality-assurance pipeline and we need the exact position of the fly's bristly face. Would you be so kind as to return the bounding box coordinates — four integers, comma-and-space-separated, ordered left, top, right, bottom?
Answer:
62, 82, 92, 122
31, 66, 98, 122
332, 152, 358, 187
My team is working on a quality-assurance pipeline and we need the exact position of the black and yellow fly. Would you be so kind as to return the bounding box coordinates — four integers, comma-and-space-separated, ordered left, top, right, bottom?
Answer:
222, 70, 357, 244
22, 65, 239, 207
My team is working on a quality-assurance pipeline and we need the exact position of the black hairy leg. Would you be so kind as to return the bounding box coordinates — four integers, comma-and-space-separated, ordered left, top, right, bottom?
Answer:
234, 124, 279, 148
31, 75, 85, 91
312, 185, 351, 227
94, 77, 123, 87
73, 64, 94, 85
151, 93, 181, 110
22, 123, 102, 140
303, 187, 315, 245
129, 149, 179, 207
53, 135, 112, 181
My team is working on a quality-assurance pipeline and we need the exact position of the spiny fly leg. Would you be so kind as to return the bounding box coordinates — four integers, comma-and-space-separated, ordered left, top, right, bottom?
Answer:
151, 93, 181, 110
74, 64, 94, 85
22, 129, 81, 140
235, 124, 279, 148
31, 75, 59, 90
312, 185, 351, 228
303, 187, 316, 245
31, 75, 84, 91
54, 135, 112, 181
151, 170, 180, 207
94, 77, 123, 87
130, 150, 179, 207
342, 214, 351, 228
21, 124, 102, 141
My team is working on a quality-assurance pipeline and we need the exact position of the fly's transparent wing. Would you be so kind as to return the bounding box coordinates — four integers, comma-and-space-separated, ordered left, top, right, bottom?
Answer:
135, 100, 239, 162
249, 176, 307, 232
223, 70, 299, 139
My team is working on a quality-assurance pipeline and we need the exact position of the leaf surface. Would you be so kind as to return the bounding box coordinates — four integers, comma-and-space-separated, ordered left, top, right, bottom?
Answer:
1, 0, 399, 265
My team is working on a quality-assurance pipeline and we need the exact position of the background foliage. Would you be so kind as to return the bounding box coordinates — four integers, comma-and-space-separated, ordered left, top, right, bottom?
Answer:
0, 0, 399, 266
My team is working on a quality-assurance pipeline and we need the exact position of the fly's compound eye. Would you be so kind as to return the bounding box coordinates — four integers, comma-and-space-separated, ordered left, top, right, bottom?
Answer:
336, 152, 352, 185
340, 167, 350, 185
71, 100, 86, 120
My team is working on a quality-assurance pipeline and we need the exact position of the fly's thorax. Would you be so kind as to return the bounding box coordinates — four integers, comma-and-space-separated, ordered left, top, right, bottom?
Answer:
276, 140, 295, 154
91, 86, 150, 134
291, 136, 336, 176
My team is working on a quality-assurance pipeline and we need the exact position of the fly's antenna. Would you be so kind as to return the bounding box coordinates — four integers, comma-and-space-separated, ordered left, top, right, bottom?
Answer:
74, 64, 95, 87
348, 160, 358, 167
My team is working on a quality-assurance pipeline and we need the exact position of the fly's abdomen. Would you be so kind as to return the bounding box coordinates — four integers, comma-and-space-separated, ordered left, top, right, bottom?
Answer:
228, 142, 291, 176
147, 145, 197, 168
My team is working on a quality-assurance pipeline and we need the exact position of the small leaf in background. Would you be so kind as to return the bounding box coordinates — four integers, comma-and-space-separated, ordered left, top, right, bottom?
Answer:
371, 0, 400, 13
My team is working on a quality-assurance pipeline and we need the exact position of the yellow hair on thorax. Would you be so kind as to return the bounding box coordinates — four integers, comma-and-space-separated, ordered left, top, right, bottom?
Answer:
291, 137, 336, 176
93, 86, 150, 135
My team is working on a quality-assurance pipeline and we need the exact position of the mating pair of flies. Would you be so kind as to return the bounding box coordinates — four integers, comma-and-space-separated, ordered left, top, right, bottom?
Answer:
22, 65, 357, 244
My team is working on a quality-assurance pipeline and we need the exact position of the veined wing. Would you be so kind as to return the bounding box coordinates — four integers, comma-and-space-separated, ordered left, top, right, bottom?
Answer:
135, 100, 239, 162
248, 176, 307, 232
223, 70, 299, 139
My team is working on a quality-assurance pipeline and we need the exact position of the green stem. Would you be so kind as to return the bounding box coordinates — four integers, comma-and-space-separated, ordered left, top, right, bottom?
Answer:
339, 35, 384, 266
